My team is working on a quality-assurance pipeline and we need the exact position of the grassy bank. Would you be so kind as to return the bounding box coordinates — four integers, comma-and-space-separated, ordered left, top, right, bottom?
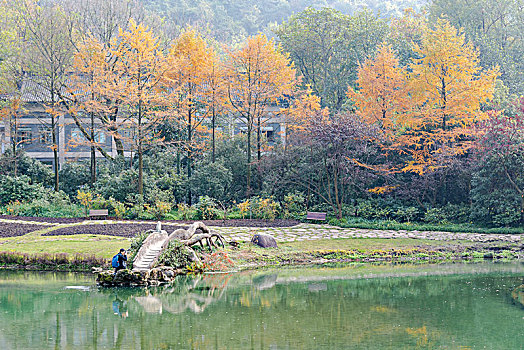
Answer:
227, 238, 523, 270
329, 218, 524, 235
1, 233, 521, 272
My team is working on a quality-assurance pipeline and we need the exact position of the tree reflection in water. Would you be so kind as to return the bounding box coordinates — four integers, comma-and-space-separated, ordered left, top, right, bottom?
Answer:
0, 264, 522, 349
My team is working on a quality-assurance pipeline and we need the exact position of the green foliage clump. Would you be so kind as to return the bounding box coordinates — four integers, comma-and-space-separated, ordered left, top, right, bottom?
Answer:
157, 240, 195, 269
59, 162, 91, 198
282, 192, 306, 219
0, 151, 53, 186
423, 204, 472, 225
394, 207, 420, 223
146, 201, 173, 220
471, 156, 523, 227
0, 175, 43, 205
194, 196, 220, 220
190, 162, 232, 201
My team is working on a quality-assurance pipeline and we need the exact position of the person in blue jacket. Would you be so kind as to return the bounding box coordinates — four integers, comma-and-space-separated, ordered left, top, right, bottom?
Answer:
114, 248, 127, 274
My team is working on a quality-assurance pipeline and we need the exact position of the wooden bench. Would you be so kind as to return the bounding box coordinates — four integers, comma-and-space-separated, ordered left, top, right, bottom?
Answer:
89, 209, 109, 219
306, 211, 327, 221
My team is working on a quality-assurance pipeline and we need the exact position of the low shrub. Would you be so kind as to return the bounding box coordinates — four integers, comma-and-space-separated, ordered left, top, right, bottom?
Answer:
0, 251, 106, 270
157, 240, 195, 269
194, 196, 220, 220
176, 203, 195, 220
236, 196, 281, 220
0, 175, 44, 205
2, 198, 84, 218
145, 201, 173, 220
393, 206, 421, 223
200, 251, 234, 272
257, 197, 281, 221
423, 204, 471, 225
282, 192, 306, 219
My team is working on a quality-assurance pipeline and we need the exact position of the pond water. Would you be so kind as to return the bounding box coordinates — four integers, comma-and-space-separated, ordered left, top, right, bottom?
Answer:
0, 262, 523, 349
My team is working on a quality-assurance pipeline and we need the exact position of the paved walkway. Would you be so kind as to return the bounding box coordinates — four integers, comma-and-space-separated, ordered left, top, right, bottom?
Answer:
1, 219, 521, 244
211, 223, 523, 243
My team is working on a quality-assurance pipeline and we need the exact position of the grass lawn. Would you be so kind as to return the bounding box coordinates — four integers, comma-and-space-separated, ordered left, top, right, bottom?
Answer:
0, 234, 129, 259
278, 237, 460, 252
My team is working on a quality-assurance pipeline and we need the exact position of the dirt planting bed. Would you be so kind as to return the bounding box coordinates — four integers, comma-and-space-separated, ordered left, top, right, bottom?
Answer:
43, 223, 188, 238
0, 216, 301, 228
0, 215, 85, 224
0, 222, 49, 237
164, 219, 301, 227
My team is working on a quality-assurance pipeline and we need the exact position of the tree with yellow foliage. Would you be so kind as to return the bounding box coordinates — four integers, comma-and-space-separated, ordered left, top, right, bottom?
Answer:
109, 19, 170, 195
347, 42, 409, 133
226, 34, 297, 196
203, 49, 228, 164
402, 19, 499, 174
283, 87, 327, 148
165, 29, 217, 203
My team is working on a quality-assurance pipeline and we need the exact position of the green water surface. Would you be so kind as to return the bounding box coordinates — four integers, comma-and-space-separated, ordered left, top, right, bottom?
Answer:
0, 262, 523, 349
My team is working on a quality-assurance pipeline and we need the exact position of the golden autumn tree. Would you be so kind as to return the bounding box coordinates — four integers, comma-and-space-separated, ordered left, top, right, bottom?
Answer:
283, 87, 327, 147
402, 19, 499, 174
109, 19, 170, 195
203, 48, 228, 163
226, 34, 297, 196
347, 42, 409, 133
64, 36, 114, 184
165, 29, 216, 203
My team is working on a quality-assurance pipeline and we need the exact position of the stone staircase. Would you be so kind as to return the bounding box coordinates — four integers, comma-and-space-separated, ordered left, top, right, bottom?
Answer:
132, 241, 165, 271
131, 221, 222, 272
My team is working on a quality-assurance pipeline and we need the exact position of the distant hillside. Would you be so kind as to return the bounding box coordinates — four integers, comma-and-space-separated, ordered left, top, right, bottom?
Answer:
142, 0, 427, 42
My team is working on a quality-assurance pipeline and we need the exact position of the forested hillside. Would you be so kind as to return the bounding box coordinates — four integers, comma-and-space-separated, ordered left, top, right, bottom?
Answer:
141, 0, 427, 42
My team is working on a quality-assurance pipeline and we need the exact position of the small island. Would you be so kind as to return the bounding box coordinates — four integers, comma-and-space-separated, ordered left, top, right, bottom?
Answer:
96, 222, 229, 286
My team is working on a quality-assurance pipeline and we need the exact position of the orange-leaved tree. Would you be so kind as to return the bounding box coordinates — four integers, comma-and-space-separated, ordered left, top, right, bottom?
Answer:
283, 87, 327, 148
203, 47, 228, 163
65, 36, 115, 184
347, 42, 409, 134
109, 19, 171, 195
165, 29, 217, 203
226, 34, 297, 196
402, 19, 499, 174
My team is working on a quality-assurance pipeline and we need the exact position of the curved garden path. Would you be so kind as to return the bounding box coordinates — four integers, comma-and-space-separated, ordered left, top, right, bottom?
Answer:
0, 218, 520, 244
211, 223, 522, 243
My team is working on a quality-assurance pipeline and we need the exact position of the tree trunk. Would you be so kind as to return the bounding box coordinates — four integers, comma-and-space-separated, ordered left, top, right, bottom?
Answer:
109, 106, 125, 157
187, 105, 192, 205
257, 114, 261, 161
137, 78, 143, 196
256, 114, 263, 191
52, 118, 59, 192
138, 142, 143, 195
90, 111, 96, 185
11, 114, 18, 177
114, 136, 125, 156
521, 194, 524, 225
246, 124, 252, 198
212, 106, 216, 163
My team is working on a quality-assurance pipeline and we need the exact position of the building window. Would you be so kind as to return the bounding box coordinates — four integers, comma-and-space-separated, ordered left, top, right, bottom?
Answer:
18, 127, 32, 146
39, 127, 52, 144
265, 130, 275, 143
71, 127, 86, 142
95, 132, 106, 144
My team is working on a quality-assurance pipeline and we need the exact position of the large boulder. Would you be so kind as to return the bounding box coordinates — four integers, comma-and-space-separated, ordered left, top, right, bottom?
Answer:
113, 269, 148, 286
96, 267, 181, 287
251, 233, 278, 248
96, 269, 147, 287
